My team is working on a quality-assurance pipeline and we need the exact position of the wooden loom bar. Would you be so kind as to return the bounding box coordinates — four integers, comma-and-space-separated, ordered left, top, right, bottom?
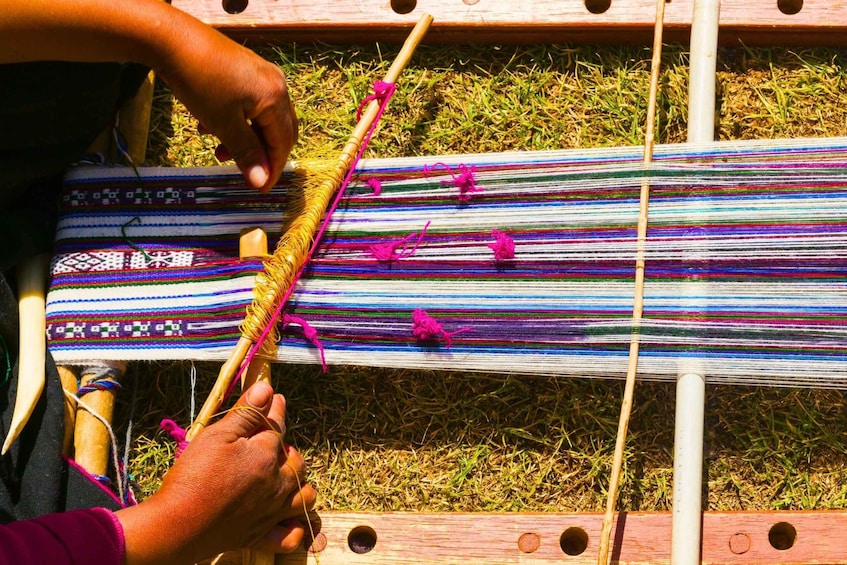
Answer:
238, 227, 274, 565
284, 510, 847, 564
173, 0, 847, 46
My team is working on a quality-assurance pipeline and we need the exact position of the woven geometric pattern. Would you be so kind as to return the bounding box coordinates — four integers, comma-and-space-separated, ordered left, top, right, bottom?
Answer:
47, 138, 847, 387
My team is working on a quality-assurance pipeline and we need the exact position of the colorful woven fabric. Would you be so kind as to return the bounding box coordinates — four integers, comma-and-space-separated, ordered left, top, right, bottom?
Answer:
46, 137, 847, 387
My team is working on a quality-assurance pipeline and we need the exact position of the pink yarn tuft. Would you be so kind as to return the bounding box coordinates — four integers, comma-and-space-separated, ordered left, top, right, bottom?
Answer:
160, 418, 188, 456
368, 221, 430, 262
283, 313, 327, 372
411, 308, 471, 348
365, 178, 383, 196
424, 163, 482, 202
356, 81, 397, 121
488, 229, 515, 261
452, 165, 480, 202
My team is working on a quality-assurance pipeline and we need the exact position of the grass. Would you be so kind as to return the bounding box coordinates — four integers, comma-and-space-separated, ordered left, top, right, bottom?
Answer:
123, 42, 847, 515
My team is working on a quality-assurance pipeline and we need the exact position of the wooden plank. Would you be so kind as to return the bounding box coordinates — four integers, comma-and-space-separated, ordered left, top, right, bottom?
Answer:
278, 510, 847, 564
172, 0, 847, 45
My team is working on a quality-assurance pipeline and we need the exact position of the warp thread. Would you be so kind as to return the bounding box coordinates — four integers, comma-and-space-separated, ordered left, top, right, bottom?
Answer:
411, 309, 471, 348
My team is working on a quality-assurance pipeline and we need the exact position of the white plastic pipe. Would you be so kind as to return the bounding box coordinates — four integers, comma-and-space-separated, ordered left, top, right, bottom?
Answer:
687, 0, 720, 145
672, 0, 720, 563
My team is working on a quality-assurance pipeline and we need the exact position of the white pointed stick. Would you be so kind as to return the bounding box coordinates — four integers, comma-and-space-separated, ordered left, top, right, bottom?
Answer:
2, 254, 50, 455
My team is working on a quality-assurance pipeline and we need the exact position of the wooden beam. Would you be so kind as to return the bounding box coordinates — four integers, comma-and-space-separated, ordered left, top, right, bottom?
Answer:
172, 0, 845, 46
272, 510, 847, 564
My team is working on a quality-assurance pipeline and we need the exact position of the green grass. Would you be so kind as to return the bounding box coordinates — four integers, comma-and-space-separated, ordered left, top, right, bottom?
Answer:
124, 42, 847, 514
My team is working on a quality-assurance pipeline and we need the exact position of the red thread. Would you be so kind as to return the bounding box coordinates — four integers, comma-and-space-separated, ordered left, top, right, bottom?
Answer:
368, 221, 431, 262
411, 308, 471, 348
160, 418, 188, 456
488, 229, 515, 261
282, 313, 327, 372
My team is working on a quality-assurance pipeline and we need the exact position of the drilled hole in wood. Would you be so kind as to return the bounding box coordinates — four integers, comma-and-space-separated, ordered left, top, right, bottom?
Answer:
348, 525, 378, 554
777, 0, 803, 14
768, 522, 797, 551
584, 0, 612, 14
518, 532, 541, 553
221, 0, 248, 14
560, 527, 589, 556
390, 0, 417, 15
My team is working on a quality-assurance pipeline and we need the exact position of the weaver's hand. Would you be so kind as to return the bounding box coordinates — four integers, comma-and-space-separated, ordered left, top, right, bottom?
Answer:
155, 27, 298, 193
116, 382, 316, 565
1, 0, 297, 193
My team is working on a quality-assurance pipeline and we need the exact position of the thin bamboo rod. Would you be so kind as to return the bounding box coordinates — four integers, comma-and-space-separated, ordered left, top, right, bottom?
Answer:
596, 0, 667, 562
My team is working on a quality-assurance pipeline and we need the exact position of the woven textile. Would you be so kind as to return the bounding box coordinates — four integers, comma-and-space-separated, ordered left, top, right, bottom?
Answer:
46, 137, 847, 387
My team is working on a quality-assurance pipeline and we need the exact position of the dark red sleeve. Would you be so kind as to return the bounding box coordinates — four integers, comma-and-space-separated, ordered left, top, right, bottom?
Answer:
0, 507, 125, 565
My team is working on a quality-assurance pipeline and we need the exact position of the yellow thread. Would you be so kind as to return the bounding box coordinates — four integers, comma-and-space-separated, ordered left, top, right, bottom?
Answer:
240, 158, 344, 350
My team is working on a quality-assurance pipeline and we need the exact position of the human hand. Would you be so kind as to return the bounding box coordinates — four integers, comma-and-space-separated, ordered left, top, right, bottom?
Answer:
1, 0, 296, 192
117, 382, 316, 564
155, 26, 298, 192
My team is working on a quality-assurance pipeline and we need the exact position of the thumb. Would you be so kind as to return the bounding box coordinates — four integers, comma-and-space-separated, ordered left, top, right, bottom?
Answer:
221, 381, 275, 439
220, 120, 271, 191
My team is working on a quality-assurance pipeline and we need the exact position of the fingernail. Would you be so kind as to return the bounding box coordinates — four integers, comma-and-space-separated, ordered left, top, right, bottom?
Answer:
247, 164, 269, 188
246, 382, 270, 406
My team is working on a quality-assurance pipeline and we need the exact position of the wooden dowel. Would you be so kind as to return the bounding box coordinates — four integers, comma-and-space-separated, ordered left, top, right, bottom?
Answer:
73, 362, 126, 477
57, 365, 79, 457
238, 227, 275, 565
187, 12, 433, 442
2, 254, 50, 455
596, 1, 667, 563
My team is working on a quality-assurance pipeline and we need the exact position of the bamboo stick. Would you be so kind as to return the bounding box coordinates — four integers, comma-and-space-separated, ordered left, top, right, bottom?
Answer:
596, 1, 667, 563
73, 362, 126, 477
57, 365, 79, 457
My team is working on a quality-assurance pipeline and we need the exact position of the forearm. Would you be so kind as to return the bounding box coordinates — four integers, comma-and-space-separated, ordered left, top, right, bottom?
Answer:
0, 0, 214, 72
115, 493, 206, 565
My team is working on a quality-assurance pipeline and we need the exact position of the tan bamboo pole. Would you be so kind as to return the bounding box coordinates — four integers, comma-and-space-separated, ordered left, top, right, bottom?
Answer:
2, 254, 50, 455
57, 365, 80, 456
73, 362, 126, 477
187, 12, 433, 442
596, 1, 666, 563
